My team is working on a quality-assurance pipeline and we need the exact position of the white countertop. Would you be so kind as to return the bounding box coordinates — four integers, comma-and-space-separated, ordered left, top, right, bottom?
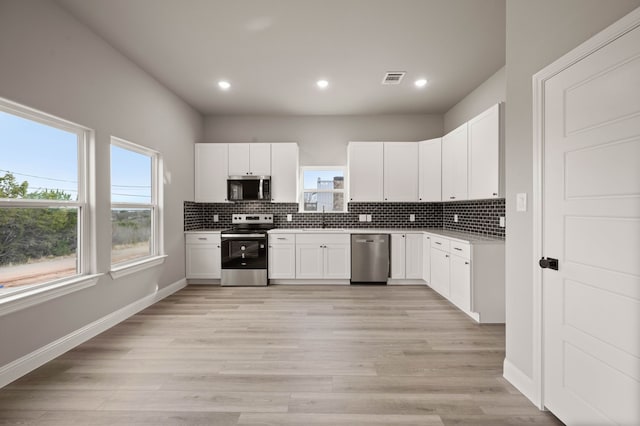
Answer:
267, 228, 503, 244
185, 227, 503, 244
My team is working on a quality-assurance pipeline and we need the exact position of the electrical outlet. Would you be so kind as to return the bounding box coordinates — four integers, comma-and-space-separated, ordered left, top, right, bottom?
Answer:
366, 214, 372, 222
358, 214, 366, 222
499, 216, 506, 228
454, 214, 458, 223
409, 214, 415, 222
213, 214, 219, 222
286, 214, 292, 222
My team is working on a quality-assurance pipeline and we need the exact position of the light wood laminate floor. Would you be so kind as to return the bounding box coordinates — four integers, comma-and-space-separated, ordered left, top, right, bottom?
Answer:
1, 285, 563, 425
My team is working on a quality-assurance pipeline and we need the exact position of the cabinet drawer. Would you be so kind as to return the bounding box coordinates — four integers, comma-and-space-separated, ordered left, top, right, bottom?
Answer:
296, 233, 349, 245
269, 234, 295, 244
430, 236, 450, 251
186, 234, 221, 244
450, 241, 471, 259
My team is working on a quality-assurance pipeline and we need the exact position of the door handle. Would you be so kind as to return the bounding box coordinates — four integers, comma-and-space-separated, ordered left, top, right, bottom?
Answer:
539, 257, 559, 271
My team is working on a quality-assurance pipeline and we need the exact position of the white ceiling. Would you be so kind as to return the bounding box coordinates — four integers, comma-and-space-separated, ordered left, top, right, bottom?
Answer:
56, 0, 505, 116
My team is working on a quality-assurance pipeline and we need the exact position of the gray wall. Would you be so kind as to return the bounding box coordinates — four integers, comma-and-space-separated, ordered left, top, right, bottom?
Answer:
504, 0, 640, 380
204, 114, 443, 165
0, 0, 202, 366
443, 66, 505, 133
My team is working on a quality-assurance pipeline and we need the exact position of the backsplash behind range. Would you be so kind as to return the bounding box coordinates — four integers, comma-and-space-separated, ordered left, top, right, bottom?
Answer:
185, 199, 505, 238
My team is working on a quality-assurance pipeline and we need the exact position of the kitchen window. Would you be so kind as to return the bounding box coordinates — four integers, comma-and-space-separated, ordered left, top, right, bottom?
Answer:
0, 98, 98, 308
110, 137, 164, 276
299, 167, 346, 212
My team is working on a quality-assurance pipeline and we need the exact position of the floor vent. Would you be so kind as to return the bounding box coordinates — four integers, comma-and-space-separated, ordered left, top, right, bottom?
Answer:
382, 71, 406, 85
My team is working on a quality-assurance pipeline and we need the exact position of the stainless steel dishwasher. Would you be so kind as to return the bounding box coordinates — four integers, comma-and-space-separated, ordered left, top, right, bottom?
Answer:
351, 234, 390, 284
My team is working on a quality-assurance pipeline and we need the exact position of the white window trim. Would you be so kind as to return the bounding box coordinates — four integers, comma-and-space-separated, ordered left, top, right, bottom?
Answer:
299, 166, 347, 213
109, 136, 164, 276
0, 97, 98, 312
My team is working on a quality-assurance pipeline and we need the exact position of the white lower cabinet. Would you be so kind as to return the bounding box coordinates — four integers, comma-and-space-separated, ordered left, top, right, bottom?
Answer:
185, 233, 221, 279
429, 246, 450, 298
295, 234, 350, 279
390, 233, 423, 280
426, 233, 504, 323
449, 250, 472, 312
268, 234, 296, 279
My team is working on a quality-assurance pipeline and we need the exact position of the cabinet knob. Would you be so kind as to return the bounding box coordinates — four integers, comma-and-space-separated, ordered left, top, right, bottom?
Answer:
465, 261, 469, 265
445, 254, 449, 258
492, 192, 498, 196
385, 198, 388, 201
419, 198, 422, 200
350, 198, 353, 201
450, 196, 456, 199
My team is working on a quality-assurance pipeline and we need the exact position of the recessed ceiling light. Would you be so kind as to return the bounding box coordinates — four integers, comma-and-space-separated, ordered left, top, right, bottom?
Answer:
218, 80, 231, 90
414, 78, 428, 88
316, 79, 329, 89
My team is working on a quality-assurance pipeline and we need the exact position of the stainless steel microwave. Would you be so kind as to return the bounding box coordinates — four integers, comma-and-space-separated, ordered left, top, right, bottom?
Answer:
227, 176, 271, 201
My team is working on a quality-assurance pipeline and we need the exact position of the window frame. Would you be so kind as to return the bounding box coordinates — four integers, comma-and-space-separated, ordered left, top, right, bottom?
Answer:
109, 136, 165, 277
0, 97, 100, 313
298, 165, 347, 213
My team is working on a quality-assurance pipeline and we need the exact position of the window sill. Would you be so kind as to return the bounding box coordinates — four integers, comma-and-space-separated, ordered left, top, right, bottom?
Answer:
0, 274, 103, 317
109, 255, 167, 280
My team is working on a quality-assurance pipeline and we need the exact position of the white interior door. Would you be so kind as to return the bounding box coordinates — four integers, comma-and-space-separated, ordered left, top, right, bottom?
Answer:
542, 22, 640, 425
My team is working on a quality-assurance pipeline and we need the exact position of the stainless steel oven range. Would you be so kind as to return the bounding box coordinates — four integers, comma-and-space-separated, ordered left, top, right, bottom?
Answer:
220, 214, 274, 286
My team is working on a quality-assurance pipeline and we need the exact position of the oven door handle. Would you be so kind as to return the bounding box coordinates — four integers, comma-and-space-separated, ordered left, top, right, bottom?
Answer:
222, 233, 267, 238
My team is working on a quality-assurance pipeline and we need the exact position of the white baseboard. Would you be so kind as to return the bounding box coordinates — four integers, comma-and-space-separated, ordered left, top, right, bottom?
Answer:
0, 278, 186, 389
503, 358, 540, 408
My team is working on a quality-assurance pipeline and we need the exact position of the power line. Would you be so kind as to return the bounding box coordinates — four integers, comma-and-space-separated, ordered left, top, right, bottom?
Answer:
1, 169, 151, 188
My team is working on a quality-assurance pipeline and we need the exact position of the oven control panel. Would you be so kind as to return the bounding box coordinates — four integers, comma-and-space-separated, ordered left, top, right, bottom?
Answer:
231, 214, 274, 225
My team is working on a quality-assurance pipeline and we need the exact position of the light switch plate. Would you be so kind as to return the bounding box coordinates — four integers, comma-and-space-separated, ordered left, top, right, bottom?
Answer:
409, 214, 415, 222
516, 193, 527, 212
286, 214, 292, 222
454, 214, 458, 223
213, 214, 219, 222
359, 214, 366, 222
366, 214, 372, 222
499, 216, 506, 227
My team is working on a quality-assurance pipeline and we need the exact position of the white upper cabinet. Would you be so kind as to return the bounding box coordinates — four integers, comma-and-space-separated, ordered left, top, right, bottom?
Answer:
383, 142, 419, 202
228, 143, 271, 176
442, 122, 468, 201
348, 142, 383, 202
270, 143, 299, 203
468, 103, 501, 199
418, 138, 442, 202
195, 143, 228, 202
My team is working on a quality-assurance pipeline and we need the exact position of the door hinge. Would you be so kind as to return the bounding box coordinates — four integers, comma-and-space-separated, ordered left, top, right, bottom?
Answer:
539, 257, 559, 271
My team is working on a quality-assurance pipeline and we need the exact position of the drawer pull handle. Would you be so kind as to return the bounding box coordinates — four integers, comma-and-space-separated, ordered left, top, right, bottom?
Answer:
435, 242, 442, 245
277, 237, 287, 240
454, 247, 462, 251
198, 237, 207, 240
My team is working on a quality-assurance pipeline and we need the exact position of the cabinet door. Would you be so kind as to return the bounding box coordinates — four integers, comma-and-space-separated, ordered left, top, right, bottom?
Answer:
186, 243, 221, 279
450, 255, 471, 312
268, 244, 296, 279
228, 143, 251, 176
405, 234, 423, 279
383, 142, 419, 202
195, 143, 228, 202
296, 244, 324, 279
324, 243, 351, 279
468, 104, 500, 199
348, 142, 383, 202
430, 248, 450, 298
418, 138, 442, 202
249, 143, 271, 175
270, 143, 298, 203
442, 123, 468, 201
422, 234, 432, 284
390, 233, 406, 279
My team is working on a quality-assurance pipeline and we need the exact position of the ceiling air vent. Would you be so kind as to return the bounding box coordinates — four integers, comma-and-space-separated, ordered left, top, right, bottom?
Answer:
382, 71, 406, 85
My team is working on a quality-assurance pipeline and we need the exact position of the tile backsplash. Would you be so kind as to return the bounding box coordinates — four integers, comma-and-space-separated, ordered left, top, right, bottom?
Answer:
185, 198, 505, 238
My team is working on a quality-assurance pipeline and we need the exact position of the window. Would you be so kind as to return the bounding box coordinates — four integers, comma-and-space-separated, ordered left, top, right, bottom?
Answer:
110, 137, 162, 269
299, 167, 346, 212
0, 99, 91, 297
